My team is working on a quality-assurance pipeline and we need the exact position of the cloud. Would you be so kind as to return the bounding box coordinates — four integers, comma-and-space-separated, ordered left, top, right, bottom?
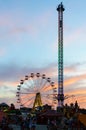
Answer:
64, 73, 86, 87
64, 64, 77, 74
0, 10, 53, 40
64, 25, 86, 46
64, 88, 86, 108
0, 61, 85, 84
0, 97, 17, 107
0, 61, 86, 108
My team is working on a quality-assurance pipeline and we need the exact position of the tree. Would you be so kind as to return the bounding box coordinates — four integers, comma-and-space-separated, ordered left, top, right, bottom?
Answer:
10, 103, 15, 110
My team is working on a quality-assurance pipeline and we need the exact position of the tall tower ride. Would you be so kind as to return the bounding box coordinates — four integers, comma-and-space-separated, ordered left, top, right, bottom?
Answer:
56, 2, 65, 107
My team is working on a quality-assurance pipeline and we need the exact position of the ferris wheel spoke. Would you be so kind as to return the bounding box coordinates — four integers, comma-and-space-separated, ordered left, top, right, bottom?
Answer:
32, 76, 38, 91
41, 78, 52, 91
43, 94, 54, 98
43, 95, 53, 100
42, 97, 52, 105
38, 77, 41, 88
20, 94, 35, 99
24, 82, 31, 88
41, 85, 53, 92
22, 98, 34, 106
20, 97, 33, 102
19, 94, 35, 102
37, 74, 43, 89
34, 73, 40, 89
44, 96, 53, 100
20, 86, 32, 93
39, 80, 48, 91
36, 78, 42, 91
21, 90, 35, 95
40, 77, 52, 92
41, 91, 53, 96
35, 77, 39, 88
27, 74, 37, 92
20, 92, 35, 94
21, 85, 35, 93
41, 86, 54, 94
28, 77, 34, 87
21, 96, 35, 106
21, 84, 31, 89
27, 100, 34, 107
38, 77, 44, 90
37, 76, 47, 91
24, 77, 35, 90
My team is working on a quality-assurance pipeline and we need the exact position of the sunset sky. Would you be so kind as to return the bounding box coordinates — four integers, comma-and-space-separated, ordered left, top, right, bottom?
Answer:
0, 0, 86, 109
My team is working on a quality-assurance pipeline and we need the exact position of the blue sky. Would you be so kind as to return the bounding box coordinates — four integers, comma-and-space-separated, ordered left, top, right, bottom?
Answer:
0, 0, 86, 108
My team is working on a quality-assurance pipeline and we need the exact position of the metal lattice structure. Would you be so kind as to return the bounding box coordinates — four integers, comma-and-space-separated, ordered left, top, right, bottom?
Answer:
56, 2, 65, 107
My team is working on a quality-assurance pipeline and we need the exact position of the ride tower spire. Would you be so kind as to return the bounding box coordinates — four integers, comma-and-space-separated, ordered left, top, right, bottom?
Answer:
56, 2, 65, 107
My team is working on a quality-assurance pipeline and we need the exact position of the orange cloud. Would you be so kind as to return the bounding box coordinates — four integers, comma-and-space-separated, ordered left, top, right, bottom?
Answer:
64, 74, 86, 87
0, 64, 86, 108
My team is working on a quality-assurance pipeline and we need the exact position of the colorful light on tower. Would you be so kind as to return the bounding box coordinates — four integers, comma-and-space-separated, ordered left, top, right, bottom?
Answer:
56, 2, 65, 107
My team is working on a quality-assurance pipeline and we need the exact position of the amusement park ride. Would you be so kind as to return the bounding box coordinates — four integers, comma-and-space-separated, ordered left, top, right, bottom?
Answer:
16, 73, 57, 110
56, 2, 64, 107
16, 2, 75, 110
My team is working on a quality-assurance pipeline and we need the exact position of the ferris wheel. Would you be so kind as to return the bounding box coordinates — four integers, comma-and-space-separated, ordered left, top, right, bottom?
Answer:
16, 73, 57, 110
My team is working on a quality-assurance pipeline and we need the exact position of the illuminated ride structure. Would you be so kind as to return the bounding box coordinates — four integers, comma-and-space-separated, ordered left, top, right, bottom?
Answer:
56, 3, 75, 107
16, 73, 57, 110
57, 3, 65, 107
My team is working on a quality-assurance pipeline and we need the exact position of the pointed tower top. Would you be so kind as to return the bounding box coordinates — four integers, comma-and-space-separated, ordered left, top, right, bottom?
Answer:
56, 2, 65, 11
